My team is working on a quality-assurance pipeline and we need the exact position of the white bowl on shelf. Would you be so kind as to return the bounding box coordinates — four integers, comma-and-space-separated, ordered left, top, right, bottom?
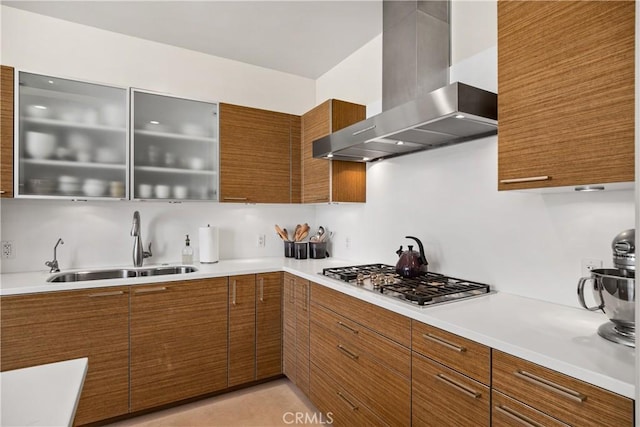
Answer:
82, 179, 107, 197
58, 175, 81, 195
173, 185, 188, 199
155, 184, 170, 199
25, 131, 56, 159
137, 184, 152, 199
188, 157, 205, 170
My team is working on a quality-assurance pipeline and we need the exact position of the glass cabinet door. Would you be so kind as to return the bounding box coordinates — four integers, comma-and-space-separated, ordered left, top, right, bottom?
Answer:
16, 71, 128, 199
131, 90, 218, 201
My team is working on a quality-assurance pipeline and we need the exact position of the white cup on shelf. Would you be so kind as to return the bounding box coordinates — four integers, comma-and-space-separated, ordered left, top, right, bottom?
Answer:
138, 184, 152, 199
155, 184, 170, 199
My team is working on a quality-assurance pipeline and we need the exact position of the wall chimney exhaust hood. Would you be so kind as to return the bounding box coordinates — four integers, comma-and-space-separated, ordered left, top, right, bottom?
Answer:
313, 0, 497, 162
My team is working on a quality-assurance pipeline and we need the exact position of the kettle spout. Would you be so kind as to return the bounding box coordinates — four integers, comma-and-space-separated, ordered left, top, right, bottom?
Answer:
396, 245, 403, 257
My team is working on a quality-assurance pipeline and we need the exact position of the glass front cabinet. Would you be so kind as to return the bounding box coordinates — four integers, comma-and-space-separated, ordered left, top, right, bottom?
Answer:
16, 71, 128, 199
14, 72, 219, 202
131, 90, 219, 201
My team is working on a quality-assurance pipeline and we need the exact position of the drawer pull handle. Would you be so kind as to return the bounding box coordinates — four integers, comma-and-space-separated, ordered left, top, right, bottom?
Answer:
336, 391, 359, 411
0, 190, 5, 194
423, 333, 467, 352
337, 321, 359, 334
514, 370, 587, 403
223, 197, 248, 201
134, 286, 167, 294
289, 279, 295, 303
495, 405, 543, 427
435, 373, 481, 399
88, 290, 125, 298
500, 176, 550, 184
337, 344, 359, 360
303, 284, 308, 311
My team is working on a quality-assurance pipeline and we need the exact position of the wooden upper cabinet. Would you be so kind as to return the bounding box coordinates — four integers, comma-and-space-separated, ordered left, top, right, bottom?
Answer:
1, 287, 130, 425
219, 103, 299, 203
1, 65, 14, 198
302, 99, 366, 203
497, 1, 635, 190
130, 278, 228, 412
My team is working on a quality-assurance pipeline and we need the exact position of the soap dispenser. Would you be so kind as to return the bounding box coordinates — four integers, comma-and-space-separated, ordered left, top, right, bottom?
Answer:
182, 234, 193, 264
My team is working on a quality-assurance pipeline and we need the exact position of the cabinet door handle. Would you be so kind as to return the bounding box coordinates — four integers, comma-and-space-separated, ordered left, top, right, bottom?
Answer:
88, 290, 125, 298
337, 321, 359, 334
232, 280, 237, 305
336, 391, 359, 411
423, 333, 467, 352
134, 286, 167, 294
500, 176, 550, 184
259, 277, 264, 302
514, 370, 586, 403
352, 124, 376, 136
223, 197, 248, 201
495, 405, 544, 427
336, 344, 359, 360
303, 284, 308, 311
0, 190, 5, 194
435, 373, 481, 399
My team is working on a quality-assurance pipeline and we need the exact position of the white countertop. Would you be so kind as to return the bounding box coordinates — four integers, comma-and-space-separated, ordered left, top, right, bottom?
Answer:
1, 357, 88, 427
1, 258, 635, 399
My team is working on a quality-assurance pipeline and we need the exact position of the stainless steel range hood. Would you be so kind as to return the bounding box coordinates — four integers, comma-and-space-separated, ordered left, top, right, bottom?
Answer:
313, 1, 497, 162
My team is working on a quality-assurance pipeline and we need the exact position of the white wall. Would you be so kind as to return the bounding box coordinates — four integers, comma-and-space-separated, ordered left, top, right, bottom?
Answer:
0, 6, 315, 115
313, 0, 635, 308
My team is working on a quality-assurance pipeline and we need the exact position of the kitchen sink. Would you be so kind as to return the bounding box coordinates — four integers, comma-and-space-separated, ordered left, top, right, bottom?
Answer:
47, 266, 198, 283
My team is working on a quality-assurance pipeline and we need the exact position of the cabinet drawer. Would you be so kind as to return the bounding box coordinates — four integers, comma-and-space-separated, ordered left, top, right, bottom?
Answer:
310, 363, 386, 427
411, 320, 490, 385
311, 322, 410, 426
310, 302, 410, 379
493, 350, 634, 427
412, 352, 489, 427
311, 283, 411, 347
493, 390, 569, 427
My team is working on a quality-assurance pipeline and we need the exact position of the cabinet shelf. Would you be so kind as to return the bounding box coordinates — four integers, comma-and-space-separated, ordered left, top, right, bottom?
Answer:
23, 117, 126, 133
22, 158, 126, 170
134, 166, 217, 176
134, 129, 216, 143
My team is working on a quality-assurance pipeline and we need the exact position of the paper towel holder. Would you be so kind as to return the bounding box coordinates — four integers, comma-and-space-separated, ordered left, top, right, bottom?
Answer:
199, 224, 219, 264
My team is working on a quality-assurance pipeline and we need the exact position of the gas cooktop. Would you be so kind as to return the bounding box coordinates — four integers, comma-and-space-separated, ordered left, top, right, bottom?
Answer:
321, 264, 490, 307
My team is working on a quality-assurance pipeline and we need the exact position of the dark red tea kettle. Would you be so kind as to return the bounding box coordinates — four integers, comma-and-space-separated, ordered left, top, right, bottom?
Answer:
395, 236, 429, 278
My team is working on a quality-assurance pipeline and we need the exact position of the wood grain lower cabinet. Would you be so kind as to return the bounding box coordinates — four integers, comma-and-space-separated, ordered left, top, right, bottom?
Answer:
412, 352, 489, 427
309, 283, 411, 426
130, 278, 228, 412
228, 274, 256, 386
256, 272, 282, 380
1, 287, 129, 425
1, 65, 14, 198
492, 350, 634, 427
301, 99, 366, 203
219, 103, 299, 203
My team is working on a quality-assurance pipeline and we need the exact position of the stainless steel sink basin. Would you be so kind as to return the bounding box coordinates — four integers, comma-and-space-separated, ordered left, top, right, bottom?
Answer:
47, 266, 198, 283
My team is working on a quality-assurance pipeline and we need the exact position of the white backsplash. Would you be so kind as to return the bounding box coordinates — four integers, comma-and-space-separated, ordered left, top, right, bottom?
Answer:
0, 200, 315, 273
316, 136, 635, 308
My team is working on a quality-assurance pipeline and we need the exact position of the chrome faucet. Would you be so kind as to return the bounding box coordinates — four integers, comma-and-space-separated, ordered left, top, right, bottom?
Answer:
45, 238, 64, 273
131, 211, 152, 267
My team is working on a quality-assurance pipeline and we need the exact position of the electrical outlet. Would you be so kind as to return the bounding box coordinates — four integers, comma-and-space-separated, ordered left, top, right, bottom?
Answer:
1, 241, 14, 259
582, 258, 602, 276
257, 234, 266, 248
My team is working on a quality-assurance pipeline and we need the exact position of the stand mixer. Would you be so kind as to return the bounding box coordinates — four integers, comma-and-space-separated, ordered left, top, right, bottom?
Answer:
578, 229, 635, 347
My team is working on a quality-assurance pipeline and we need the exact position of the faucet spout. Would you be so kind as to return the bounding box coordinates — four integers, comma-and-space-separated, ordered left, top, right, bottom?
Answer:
45, 238, 64, 273
131, 211, 151, 267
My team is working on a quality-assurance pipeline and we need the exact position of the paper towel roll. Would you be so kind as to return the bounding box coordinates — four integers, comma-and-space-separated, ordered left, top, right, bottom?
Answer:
199, 225, 219, 263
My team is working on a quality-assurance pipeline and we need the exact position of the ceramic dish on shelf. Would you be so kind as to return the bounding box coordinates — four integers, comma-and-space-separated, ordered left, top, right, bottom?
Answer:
173, 185, 188, 199
58, 175, 81, 195
25, 131, 56, 159
82, 179, 107, 197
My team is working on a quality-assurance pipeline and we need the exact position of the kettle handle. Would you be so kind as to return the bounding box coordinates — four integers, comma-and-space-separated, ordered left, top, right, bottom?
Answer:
577, 276, 604, 311
405, 236, 428, 265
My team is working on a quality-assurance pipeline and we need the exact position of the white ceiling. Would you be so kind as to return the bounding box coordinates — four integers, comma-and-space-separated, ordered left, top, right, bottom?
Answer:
3, 0, 382, 79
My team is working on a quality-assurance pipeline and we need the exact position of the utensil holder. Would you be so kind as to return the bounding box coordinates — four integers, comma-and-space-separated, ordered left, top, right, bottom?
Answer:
284, 241, 295, 258
294, 242, 308, 259
309, 241, 328, 259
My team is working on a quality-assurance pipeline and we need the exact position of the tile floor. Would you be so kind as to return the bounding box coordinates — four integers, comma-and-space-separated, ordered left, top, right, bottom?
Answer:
106, 379, 328, 427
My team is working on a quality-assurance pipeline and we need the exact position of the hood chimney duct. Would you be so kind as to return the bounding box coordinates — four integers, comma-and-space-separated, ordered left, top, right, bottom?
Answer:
383, 0, 450, 111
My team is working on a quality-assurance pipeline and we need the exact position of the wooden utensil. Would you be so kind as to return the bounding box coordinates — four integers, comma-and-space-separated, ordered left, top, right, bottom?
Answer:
275, 224, 289, 241
293, 224, 302, 241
